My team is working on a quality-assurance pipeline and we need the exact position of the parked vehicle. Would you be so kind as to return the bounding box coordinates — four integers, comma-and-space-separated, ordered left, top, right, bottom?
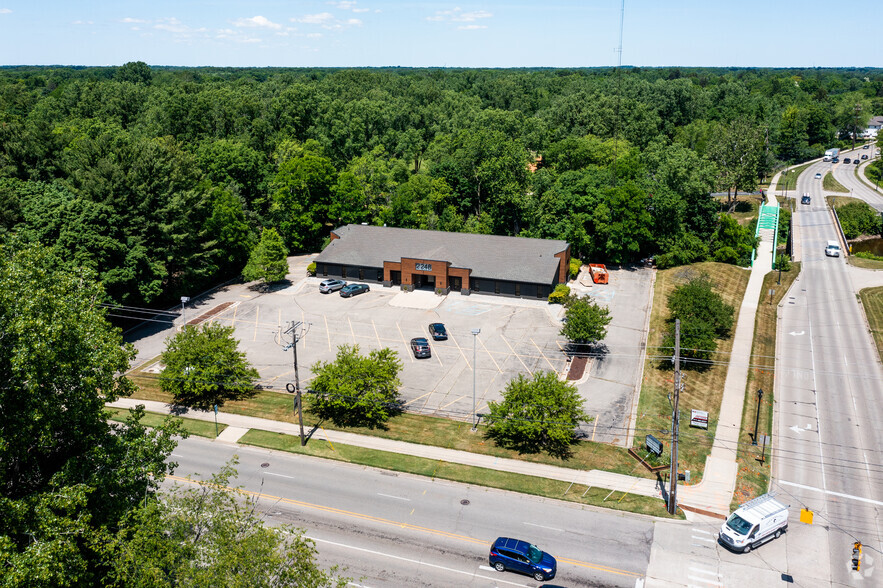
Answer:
428, 323, 448, 340
340, 283, 369, 297
825, 240, 841, 257
588, 263, 609, 284
489, 537, 557, 582
410, 337, 431, 358
319, 279, 346, 293
718, 494, 789, 553
801, 193, 811, 205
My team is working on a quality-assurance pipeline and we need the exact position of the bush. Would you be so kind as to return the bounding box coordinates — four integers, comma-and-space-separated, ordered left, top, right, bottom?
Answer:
655, 233, 710, 269
307, 261, 317, 276
568, 257, 582, 280
548, 284, 570, 304
775, 253, 792, 271
662, 274, 734, 371
837, 201, 881, 239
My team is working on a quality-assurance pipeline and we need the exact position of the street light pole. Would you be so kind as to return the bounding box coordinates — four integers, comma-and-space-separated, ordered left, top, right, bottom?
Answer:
753, 389, 764, 445
471, 328, 481, 431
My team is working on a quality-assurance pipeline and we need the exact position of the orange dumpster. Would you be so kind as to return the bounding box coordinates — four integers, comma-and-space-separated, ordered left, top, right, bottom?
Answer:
589, 264, 608, 284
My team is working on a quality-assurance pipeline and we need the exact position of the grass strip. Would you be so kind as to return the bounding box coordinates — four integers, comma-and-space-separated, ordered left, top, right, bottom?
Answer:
776, 162, 812, 191
634, 262, 751, 484
859, 286, 883, 365
127, 365, 652, 478
239, 429, 683, 519
730, 263, 801, 510
823, 172, 848, 193
106, 407, 226, 439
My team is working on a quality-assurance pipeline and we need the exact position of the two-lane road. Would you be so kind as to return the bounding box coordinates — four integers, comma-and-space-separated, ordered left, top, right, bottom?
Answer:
168, 436, 653, 587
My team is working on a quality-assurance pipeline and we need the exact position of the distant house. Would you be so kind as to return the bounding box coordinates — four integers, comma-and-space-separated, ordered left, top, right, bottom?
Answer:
866, 115, 883, 138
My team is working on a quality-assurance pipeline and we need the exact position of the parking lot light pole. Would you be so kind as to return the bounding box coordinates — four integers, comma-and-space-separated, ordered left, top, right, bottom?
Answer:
471, 328, 481, 431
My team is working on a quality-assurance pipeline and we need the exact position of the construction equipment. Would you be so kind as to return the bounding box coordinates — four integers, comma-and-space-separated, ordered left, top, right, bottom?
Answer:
588, 264, 608, 284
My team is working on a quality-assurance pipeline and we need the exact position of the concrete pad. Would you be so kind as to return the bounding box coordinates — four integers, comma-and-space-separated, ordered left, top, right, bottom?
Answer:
388, 290, 444, 310
215, 426, 249, 444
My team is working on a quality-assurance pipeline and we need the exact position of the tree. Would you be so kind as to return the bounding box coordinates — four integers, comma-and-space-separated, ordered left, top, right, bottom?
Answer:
310, 345, 403, 428
485, 371, 590, 459
0, 244, 181, 586
560, 295, 612, 346
105, 461, 349, 588
242, 227, 289, 284
663, 274, 735, 369
707, 118, 765, 208
160, 322, 259, 410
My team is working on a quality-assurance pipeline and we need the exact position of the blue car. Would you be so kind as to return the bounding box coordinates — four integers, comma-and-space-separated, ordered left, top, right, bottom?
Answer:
489, 537, 557, 582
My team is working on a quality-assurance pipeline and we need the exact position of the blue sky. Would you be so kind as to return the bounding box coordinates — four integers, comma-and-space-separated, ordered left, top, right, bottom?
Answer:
1, 1, 880, 68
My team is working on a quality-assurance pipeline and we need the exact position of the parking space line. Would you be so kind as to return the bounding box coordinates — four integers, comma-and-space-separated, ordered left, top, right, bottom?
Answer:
530, 337, 556, 371
232, 302, 239, 327
372, 319, 383, 349
448, 334, 471, 368
397, 322, 414, 363
478, 337, 502, 373
324, 315, 331, 350
592, 415, 598, 441
500, 335, 531, 374
434, 343, 443, 367
403, 391, 432, 407
439, 394, 466, 410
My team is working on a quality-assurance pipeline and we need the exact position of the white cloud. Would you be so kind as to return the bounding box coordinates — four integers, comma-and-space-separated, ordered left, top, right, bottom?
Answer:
216, 28, 261, 43
294, 12, 334, 25
428, 7, 492, 25
121, 17, 146, 24
458, 24, 486, 30
307, 32, 323, 39
153, 17, 207, 37
232, 15, 281, 29
0, 8, 12, 14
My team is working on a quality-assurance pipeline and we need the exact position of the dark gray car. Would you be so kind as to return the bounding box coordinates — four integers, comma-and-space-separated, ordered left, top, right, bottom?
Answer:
410, 337, 431, 358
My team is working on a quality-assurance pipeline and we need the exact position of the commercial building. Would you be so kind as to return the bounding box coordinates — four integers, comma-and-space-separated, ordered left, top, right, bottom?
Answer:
314, 224, 570, 299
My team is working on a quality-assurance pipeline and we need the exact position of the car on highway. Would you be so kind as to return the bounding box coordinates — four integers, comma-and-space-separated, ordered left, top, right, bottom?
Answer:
410, 337, 431, 358
801, 193, 811, 205
825, 240, 841, 257
861, 154, 869, 160
814, 172, 822, 179
854, 159, 860, 164
319, 279, 346, 293
428, 323, 448, 340
844, 157, 851, 164
863, 144, 870, 149
339, 283, 369, 297
832, 157, 840, 163
489, 537, 557, 582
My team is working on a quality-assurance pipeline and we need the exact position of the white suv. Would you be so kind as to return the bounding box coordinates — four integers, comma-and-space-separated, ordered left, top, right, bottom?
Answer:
825, 241, 841, 257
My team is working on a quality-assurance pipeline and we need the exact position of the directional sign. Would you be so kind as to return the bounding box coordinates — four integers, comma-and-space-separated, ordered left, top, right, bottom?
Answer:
788, 331, 805, 336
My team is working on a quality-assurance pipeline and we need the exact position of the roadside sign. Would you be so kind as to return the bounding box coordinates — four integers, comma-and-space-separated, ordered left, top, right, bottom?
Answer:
645, 434, 663, 456
690, 409, 709, 429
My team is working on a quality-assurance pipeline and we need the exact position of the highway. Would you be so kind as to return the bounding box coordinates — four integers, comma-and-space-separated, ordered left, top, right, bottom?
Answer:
831, 145, 882, 210
773, 151, 883, 584
167, 435, 653, 587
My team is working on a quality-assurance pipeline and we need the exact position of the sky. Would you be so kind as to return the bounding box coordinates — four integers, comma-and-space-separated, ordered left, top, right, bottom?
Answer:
1, 1, 880, 69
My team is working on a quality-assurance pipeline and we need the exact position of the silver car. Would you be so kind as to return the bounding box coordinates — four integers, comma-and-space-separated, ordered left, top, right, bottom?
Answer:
319, 279, 346, 293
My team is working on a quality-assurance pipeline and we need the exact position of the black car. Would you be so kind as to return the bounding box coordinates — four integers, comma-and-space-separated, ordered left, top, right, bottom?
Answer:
428, 323, 448, 340
861, 154, 868, 160
854, 158, 860, 164
339, 283, 369, 298
410, 337, 431, 358
801, 193, 811, 205
832, 157, 840, 163
489, 537, 556, 582
844, 157, 851, 164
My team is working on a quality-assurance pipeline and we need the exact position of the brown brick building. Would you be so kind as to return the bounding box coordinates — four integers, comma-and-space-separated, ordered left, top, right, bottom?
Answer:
314, 225, 570, 299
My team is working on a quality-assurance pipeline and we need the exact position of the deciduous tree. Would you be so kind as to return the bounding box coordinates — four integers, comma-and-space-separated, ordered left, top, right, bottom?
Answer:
242, 227, 289, 284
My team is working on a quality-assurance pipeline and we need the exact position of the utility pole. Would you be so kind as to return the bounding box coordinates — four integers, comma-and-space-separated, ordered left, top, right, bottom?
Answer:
284, 321, 307, 446
668, 319, 681, 516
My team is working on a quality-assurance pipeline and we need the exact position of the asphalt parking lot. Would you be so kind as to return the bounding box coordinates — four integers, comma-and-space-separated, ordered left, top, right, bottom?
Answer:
128, 256, 652, 442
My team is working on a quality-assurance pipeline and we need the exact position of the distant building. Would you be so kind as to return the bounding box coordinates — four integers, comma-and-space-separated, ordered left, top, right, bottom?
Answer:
314, 224, 570, 299
866, 115, 883, 138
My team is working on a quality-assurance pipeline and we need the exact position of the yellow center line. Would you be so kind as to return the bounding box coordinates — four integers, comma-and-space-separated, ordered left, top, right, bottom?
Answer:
162, 475, 643, 579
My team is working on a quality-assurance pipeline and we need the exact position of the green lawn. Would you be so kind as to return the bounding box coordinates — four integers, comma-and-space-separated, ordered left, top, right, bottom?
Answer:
239, 429, 682, 519
823, 172, 848, 193
106, 407, 226, 438
776, 162, 812, 191
859, 286, 883, 365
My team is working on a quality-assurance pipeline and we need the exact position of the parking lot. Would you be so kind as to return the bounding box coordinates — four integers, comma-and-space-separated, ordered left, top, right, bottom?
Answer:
128, 256, 652, 441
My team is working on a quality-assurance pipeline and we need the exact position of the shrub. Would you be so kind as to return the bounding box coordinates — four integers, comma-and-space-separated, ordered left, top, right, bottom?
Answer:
568, 257, 582, 280
837, 201, 881, 239
307, 261, 317, 276
775, 253, 792, 271
548, 284, 570, 304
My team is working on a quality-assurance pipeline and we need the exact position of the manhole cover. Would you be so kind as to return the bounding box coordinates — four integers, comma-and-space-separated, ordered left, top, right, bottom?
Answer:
460, 499, 470, 506
261, 462, 269, 468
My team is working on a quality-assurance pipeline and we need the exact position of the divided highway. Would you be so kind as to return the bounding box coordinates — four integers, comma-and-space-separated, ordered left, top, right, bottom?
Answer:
168, 436, 653, 587
774, 152, 883, 584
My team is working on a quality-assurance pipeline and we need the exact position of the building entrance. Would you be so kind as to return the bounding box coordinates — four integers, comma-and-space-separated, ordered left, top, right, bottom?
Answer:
413, 274, 436, 290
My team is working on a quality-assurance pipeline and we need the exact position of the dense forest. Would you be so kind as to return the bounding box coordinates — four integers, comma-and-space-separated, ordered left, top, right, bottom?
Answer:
1, 63, 881, 306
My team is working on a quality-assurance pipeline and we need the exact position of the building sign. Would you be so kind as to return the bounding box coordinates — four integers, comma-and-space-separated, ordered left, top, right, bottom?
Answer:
415, 263, 432, 272
690, 409, 708, 429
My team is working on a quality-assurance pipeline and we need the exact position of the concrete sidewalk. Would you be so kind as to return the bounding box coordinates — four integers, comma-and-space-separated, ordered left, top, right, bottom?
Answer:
110, 397, 664, 501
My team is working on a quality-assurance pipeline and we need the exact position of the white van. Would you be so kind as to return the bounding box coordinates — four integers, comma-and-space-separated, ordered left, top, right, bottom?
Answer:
719, 494, 789, 553
825, 240, 841, 257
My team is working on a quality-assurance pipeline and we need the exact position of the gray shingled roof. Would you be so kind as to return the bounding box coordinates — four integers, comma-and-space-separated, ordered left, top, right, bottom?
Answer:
315, 225, 568, 284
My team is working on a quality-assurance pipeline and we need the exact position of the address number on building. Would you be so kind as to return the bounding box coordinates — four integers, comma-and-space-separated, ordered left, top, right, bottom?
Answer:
415, 263, 432, 271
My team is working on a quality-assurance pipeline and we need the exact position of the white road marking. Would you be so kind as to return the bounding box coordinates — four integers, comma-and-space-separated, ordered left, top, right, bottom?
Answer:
264, 472, 296, 479
687, 576, 722, 586
689, 567, 721, 577
523, 522, 563, 532
309, 537, 532, 587
377, 493, 410, 501
691, 537, 715, 543
691, 529, 714, 536
788, 331, 805, 336
779, 480, 883, 506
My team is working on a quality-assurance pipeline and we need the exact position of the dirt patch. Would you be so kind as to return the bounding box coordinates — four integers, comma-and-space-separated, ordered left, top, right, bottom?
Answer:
567, 356, 587, 380
186, 301, 235, 326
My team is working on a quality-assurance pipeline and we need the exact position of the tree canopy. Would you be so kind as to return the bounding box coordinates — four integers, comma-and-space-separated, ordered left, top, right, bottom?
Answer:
560, 295, 612, 346
242, 227, 289, 283
160, 322, 260, 410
